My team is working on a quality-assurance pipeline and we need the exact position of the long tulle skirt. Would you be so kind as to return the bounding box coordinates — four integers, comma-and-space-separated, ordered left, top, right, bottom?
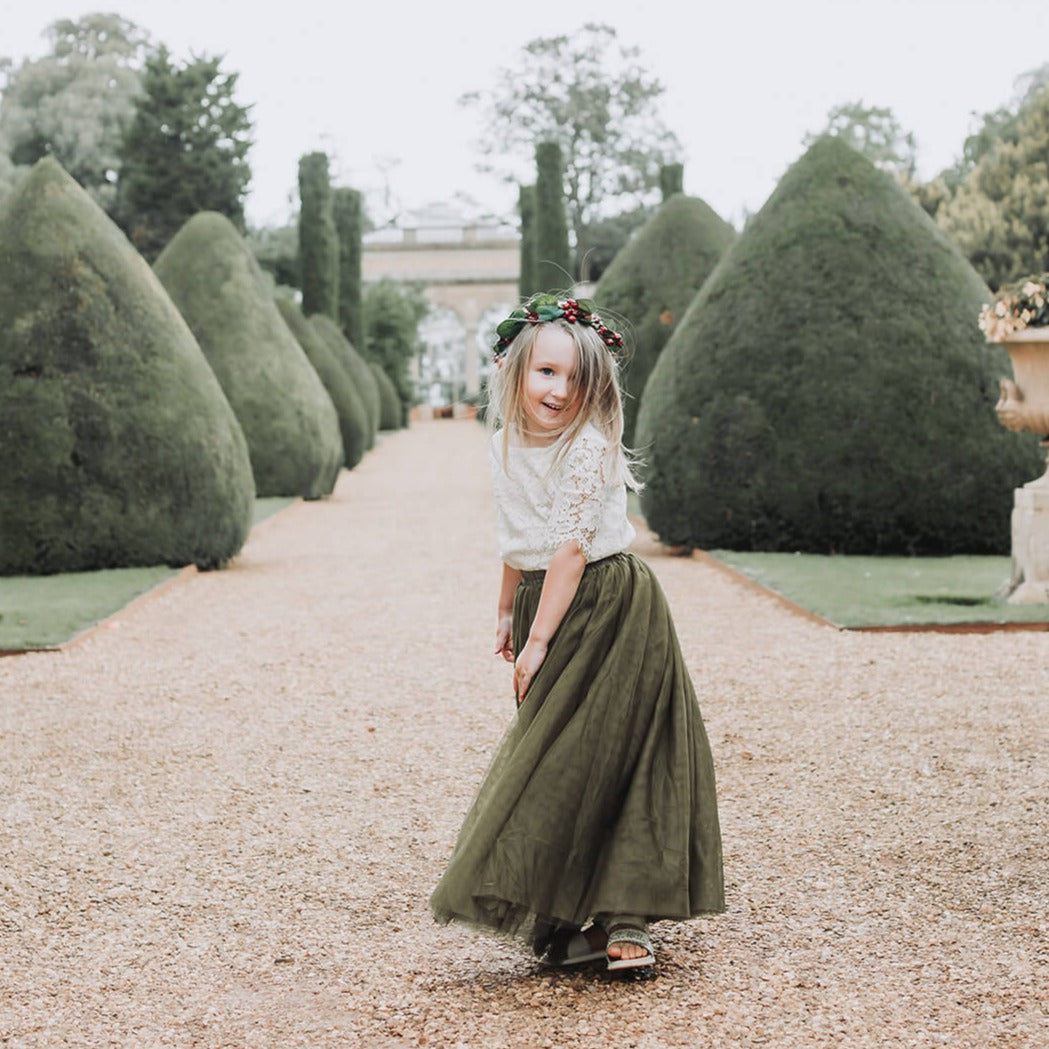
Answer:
430, 552, 724, 950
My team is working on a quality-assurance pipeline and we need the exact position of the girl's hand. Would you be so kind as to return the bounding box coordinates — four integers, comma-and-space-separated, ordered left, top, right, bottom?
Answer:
513, 637, 548, 705
495, 614, 514, 663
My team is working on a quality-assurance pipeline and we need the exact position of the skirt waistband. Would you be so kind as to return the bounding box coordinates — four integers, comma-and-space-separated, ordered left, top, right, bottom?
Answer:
519, 551, 630, 586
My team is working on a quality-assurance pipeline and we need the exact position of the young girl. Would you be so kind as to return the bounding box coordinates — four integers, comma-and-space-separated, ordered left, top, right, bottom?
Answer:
430, 293, 723, 971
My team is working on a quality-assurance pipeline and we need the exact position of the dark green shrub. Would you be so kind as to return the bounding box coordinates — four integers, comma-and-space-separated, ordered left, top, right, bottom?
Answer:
595, 193, 736, 445
370, 362, 404, 430
660, 163, 684, 200
309, 313, 380, 446
535, 140, 572, 288
636, 136, 1043, 556
361, 277, 426, 423
518, 184, 537, 297
154, 211, 343, 498
0, 157, 254, 574
297, 151, 338, 319
332, 186, 364, 351
274, 290, 369, 469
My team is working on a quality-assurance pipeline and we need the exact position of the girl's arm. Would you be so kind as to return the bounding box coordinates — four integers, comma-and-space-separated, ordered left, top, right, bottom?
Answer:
495, 562, 522, 663
513, 540, 586, 703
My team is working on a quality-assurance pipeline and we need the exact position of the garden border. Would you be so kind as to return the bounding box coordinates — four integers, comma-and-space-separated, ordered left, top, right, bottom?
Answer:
0, 497, 304, 657
692, 548, 1049, 634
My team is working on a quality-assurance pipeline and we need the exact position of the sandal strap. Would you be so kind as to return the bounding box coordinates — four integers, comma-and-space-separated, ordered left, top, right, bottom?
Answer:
606, 925, 652, 952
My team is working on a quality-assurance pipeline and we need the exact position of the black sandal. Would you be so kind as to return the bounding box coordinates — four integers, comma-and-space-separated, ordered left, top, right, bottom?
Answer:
539, 922, 608, 967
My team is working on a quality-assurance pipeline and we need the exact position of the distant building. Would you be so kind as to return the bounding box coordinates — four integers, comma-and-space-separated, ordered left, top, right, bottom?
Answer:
363, 202, 519, 402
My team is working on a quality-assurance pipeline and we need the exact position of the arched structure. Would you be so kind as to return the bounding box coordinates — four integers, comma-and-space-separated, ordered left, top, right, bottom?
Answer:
363, 213, 519, 400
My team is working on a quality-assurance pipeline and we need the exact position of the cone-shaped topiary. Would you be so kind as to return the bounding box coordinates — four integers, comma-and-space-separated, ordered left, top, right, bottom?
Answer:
636, 137, 1044, 556
0, 157, 255, 575
154, 212, 344, 498
274, 289, 368, 469
596, 192, 736, 446
370, 361, 404, 430
308, 313, 380, 446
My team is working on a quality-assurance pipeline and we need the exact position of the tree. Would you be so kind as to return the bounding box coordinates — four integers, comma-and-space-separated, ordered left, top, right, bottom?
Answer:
116, 48, 253, 260
803, 100, 918, 178
0, 14, 150, 212
518, 184, 537, 297
274, 289, 369, 469
576, 205, 653, 283
309, 313, 380, 444
246, 221, 299, 289
362, 278, 428, 423
0, 125, 20, 204
595, 187, 735, 446
935, 85, 1049, 289
534, 141, 572, 290
154, 212, 343, 499
0, 158, 254, 574
459, 23, 681, 260
660, 162, 684, 200
945, 64, 1049, 189
298, 151, 338, 319
333, 186, 363, 349
636, 137, 1041, 556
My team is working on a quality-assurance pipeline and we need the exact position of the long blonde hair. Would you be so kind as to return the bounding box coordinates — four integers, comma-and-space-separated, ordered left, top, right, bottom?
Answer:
488, 318, 642, 491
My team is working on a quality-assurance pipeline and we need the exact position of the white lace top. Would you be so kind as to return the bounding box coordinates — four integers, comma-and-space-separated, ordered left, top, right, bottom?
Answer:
489, 423, 636, 571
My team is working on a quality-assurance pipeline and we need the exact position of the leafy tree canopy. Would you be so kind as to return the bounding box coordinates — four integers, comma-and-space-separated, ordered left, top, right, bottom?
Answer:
636, 137, 1040, 557
460, 23, 681, 248
0, 126, 19, 201
246, 221, 299, 289
363, 278, 427, 416
0, 13, 150, 211
948, 63, 1049, 187
116, 47, 253, 260
576, 204, 653, 283
803, 100, 917, 178
934, 83, 1049, 289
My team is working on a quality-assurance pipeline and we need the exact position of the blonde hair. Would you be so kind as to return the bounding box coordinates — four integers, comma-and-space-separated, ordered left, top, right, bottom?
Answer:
488, 317, 642, 491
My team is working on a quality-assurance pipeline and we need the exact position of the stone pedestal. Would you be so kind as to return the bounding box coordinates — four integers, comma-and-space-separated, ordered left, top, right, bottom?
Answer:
1006, 467, 1049, 604
996, 329, 1049, 605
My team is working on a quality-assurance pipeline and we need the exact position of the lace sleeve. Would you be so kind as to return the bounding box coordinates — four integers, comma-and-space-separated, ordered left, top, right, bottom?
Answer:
545, 433, 608, 559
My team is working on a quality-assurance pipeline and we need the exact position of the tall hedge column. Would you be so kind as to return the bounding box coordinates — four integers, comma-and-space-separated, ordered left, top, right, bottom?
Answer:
535, 141, 572, 291
298, 151, 338, 319
333, 186, 364, 350
518, 184, 537, 298
660, 162, 684, 200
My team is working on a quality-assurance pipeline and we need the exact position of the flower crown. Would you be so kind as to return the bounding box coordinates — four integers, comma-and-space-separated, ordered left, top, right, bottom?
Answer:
493, 293, 624, 360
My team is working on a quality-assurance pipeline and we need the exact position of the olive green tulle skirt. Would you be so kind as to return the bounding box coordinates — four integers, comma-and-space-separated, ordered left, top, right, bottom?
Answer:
429, 552, 724, 950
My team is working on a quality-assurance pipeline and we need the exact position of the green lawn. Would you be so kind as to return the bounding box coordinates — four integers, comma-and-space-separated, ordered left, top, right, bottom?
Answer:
707, 550, 1049, 629
0, 498, 295, 652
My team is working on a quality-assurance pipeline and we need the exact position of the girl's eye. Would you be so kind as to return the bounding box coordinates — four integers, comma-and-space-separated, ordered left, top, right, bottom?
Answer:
539, 367, 554, 376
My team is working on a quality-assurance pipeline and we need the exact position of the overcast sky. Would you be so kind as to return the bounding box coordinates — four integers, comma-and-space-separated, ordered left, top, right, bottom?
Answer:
3, 0, 1048, 230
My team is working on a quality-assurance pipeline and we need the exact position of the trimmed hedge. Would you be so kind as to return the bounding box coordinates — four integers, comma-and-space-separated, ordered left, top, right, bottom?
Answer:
0, 157, 254, 575
636, 137, 1043, 556
154, 211, 344, 498
370, 362, 404, 430
308, 313, 381, 445
595, 193, 735, 445
274, 290, 369, 469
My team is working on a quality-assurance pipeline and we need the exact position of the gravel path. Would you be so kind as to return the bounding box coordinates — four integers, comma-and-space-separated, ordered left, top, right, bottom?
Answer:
1, 418, 1046, 1048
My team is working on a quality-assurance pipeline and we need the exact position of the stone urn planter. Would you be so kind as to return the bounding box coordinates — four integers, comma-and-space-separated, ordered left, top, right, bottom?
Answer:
995, 328, 1049, 603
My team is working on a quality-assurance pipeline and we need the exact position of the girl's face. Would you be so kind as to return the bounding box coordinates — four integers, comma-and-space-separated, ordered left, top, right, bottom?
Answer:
521, 326, 580, 442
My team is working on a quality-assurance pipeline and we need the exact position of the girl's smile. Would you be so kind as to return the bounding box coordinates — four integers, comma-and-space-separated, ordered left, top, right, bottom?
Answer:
522, 327, 580, 443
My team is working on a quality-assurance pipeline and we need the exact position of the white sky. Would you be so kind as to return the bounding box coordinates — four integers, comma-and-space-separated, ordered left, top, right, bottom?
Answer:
2, 0, 1048, 230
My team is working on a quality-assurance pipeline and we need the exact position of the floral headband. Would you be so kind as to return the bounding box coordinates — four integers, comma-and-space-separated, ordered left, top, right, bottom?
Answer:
493, 293, 624, 360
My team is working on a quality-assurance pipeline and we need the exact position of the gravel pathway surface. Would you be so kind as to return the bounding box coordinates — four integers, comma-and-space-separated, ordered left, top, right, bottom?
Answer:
1, 418, 1046, 1048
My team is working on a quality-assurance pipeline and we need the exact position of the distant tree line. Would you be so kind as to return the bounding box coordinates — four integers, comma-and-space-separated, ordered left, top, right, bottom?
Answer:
0, 13, 252, 262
